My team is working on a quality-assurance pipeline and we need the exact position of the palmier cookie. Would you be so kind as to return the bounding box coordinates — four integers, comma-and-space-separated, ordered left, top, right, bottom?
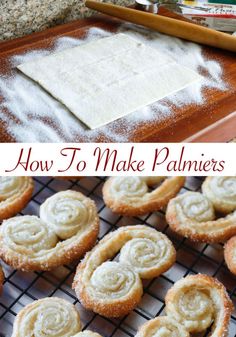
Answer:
135, 316, 189, 337
0, 265, 4, 294
103, 176, 185, 216
165, 274, 233, 336
0, 190, 99, 271
202, 176, 236, 214
224, 235, 236, 275
0, 177, 34, 220
11, 297, 102, 337
166, 191, 236, 243
73, 225, 176, 317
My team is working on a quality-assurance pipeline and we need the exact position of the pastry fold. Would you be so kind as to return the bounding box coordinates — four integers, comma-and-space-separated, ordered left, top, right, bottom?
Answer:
73, 225, 176, 317
11, 297, 102, 337
165, 274, 233, 337
103, 176, 185, 216
0, 177, 34, 220
135, 316, 189, 337
202, 177, 236, 214
166, 191, 236, 243
224, 235, 236, 275
0, 190, 99, 271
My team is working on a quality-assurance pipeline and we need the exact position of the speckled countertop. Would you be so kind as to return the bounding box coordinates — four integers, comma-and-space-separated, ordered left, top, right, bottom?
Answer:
0, 0, 133, 41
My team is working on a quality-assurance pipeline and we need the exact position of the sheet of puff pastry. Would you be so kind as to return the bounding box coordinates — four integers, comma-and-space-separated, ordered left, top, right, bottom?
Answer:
17, 34, 202, 129
165, 274, 233, 337
0, 190, 99, 271
166, 180, 236, 243
0, 265, 4, 295
135, 316, 190, 337
0, 177, 34, 220
224, 235, 236, 275
11, 297, 102, 337
103, 176, 185, 216
73, 225, 176, 318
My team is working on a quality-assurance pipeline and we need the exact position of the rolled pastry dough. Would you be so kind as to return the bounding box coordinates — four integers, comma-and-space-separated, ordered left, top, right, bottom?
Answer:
17, 34, 201, 129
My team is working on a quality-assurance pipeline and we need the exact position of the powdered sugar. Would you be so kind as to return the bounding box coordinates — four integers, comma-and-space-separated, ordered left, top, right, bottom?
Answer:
0, 24, 227, 142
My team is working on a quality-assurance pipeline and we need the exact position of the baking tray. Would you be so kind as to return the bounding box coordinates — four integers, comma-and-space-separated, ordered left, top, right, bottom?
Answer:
0, 176, 235, 336
0, 8, 236, 143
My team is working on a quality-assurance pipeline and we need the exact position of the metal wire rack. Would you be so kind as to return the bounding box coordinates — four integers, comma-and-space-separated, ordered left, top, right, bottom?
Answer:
0, 176, 236, 336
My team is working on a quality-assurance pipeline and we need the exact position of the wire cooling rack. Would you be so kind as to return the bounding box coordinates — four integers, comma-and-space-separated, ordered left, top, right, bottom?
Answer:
0, 176, 236, 336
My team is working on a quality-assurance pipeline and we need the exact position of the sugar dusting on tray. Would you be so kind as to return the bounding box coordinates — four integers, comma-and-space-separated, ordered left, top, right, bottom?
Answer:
0, 23, 227, 142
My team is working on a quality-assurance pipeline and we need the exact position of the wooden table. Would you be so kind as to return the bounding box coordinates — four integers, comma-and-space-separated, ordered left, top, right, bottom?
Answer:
0, 7, 236, 142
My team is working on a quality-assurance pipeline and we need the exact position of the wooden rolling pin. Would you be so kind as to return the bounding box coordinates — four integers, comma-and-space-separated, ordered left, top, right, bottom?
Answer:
86, 0, 236, 52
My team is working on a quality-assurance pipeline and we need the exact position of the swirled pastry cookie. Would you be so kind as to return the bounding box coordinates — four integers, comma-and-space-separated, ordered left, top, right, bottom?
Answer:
0, 177, 34, 220
103, 176, 185, 216
73, 225, 176, 317
135, 316, 189, 337
165, 274, 233, 336
224, 236, 236, 275
202, 177, 236, 214
166, 191, 236, 242
0, 190, 99, 271
11, 297, 102, 337
0, 265, 4, 294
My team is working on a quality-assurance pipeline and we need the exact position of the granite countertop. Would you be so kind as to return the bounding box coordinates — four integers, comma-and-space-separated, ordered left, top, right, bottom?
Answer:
0, 0, 134, 41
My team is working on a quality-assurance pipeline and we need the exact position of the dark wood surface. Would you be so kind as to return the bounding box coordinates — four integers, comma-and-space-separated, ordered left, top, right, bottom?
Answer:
0, 7, 236, 143
184, 111, 236, 142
